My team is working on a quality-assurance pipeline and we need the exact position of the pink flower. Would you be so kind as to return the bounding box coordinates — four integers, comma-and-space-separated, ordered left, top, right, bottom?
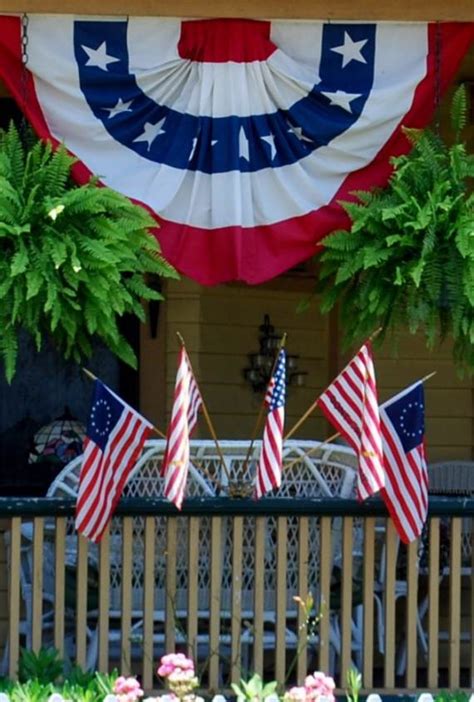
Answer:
113, 677, 144, 702
168, 670, 196, 683
303, 672, 335, 702
157, 653, 195, 678
284, 686, 307, 702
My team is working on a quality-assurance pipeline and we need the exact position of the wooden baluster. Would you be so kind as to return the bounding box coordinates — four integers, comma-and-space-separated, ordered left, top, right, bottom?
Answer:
187, 517, 199, 661
209, 516, 222, 691
76, 534, 89, 670
165, 517, 178, 653
142, 516, 155, 690
8, 518, 21, 680
297, 517, 309, 685
31, 517, 44, 653
427, 518, 440, 689
253, 517, 265, 677
231, 516, 243, 685
449, 517, 462, 689
275, 516, 287, 686
362, 518, 375, 689
54, 518, 66, 659
98, 525, 110, 672
340, 517, 353, 684
319, 517, 332, 674
121, 517, 133, 675
384, 519, 397, 689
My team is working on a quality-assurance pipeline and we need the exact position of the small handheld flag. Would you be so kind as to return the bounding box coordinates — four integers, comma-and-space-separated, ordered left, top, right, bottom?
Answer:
75, 380, 152, 543
317, 342, 384, 500
162, 346, 203, 509
380, 381, 428, 543
255, 348, 286, 498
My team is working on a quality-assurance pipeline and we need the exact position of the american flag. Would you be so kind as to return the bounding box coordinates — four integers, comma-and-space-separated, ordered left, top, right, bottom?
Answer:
380, 381, 428, 543
162, 346, 203, 509
75, 380, 152, 543
255, 349, 286, 498
317, 342, 384, 500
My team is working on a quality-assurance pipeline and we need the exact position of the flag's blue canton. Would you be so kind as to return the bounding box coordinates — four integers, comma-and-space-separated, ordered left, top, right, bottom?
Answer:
87, 381, 124, 451
269, 350, 286, 410
384, 383, 425, 454
73, 22, 375, 174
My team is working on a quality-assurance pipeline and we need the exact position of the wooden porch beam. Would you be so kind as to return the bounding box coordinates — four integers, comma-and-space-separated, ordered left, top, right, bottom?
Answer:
0, 0, 474, 19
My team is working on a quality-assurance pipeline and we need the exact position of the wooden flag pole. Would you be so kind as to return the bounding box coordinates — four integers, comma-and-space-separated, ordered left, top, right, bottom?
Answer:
82, 367, 223, 491
283, 326, 384, 441
176, 333, 232, 483
282, 370, 436, 474
283, 431, 341, 474
284, 397, 319, 441
241, 332, 287, 475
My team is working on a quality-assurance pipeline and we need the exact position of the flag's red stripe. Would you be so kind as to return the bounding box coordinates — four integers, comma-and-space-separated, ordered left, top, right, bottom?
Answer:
77, 411, 136, 535
76, 391, 151, 542
380, 422, 425, 543
91, 423, 152, 542
162, 348, 202, 509
382, 421, 424, 526
318, 344, 384, 502
340, 369, 383, 464
85, 415, 148, 540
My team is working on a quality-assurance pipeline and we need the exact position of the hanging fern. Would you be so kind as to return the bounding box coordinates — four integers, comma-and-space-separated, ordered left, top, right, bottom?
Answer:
0, 122, 178, 382
317, 85, 474, 372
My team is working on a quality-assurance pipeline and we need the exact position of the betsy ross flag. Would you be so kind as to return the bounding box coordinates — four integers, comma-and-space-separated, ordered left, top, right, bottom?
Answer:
162, 346, 203, 509
317, 342, 384, 500
75, 380, 152, 543
380, 381, 428, 543
255, 348, 286, 498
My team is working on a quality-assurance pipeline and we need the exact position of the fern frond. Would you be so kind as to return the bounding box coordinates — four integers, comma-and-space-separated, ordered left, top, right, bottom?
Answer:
316, 88, 474, 374
0, 121, 178, 381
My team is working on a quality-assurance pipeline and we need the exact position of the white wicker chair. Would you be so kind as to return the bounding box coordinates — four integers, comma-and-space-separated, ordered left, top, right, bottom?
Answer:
1, 523, 98, 674
428, 461, 474, 565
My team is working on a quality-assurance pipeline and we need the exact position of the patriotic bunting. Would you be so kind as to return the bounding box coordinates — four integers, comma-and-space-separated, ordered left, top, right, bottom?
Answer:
0, 16, 472, 284
317, 343, 385, 501
75, 380, 152, 543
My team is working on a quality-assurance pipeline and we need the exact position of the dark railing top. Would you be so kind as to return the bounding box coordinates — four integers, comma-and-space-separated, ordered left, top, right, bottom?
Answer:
0, 496, 473, 518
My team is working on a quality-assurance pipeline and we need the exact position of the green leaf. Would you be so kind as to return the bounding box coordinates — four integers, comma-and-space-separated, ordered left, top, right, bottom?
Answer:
10, 248, 29, 276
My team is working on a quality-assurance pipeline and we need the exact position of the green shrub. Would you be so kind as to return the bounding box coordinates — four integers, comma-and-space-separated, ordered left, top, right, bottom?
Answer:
18, 647, 64, 685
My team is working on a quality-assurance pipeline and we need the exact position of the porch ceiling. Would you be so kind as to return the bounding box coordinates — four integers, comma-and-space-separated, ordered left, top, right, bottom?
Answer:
0, 0, 473, 19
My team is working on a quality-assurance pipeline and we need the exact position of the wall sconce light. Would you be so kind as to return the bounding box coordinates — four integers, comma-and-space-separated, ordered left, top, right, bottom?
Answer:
243, 314, 307, 393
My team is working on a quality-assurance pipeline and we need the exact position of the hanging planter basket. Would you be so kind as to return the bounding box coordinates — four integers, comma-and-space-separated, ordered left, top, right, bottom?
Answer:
0, 123, 178, 382
317, 86, 474, 373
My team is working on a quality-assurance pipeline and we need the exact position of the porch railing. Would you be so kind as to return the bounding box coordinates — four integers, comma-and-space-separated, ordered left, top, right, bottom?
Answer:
1, 497, 473, 695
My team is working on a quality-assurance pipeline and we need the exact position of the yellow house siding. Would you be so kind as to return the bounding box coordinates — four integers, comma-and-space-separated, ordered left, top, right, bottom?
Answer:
149, 280, 330, 440
142, 279, 474, 461
196, 285, 329, 439
376, 335, 474, 461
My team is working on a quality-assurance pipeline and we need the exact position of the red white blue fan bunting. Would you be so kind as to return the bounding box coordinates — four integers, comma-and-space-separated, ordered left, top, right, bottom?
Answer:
0, 17, 472, 284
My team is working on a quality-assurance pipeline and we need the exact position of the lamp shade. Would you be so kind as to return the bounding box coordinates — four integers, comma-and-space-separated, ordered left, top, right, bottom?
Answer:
28, 408, 86, 469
